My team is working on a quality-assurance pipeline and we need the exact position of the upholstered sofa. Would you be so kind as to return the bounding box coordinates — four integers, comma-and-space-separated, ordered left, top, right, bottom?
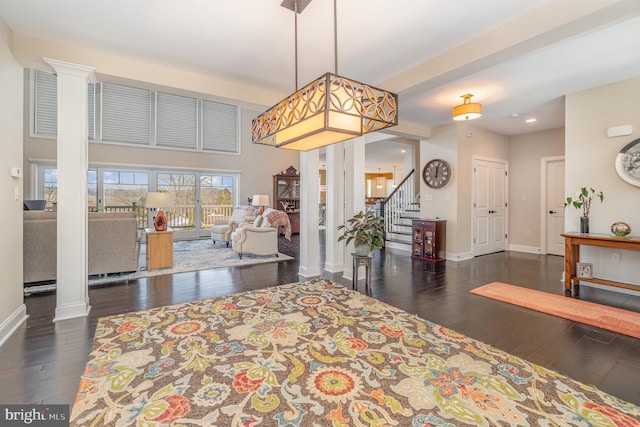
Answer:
23, 211, 142, 283
230, 217, 278, 259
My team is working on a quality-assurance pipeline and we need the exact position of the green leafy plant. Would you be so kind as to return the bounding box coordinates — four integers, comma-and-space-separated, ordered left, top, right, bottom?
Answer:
564, 187, 603, 217
337, 210, 385, 250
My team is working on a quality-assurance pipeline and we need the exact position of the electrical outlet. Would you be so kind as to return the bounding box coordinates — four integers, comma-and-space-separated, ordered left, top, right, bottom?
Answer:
611, 252, 621, 263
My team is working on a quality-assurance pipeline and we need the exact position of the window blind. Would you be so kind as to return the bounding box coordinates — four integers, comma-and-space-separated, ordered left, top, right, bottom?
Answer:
34, 70, 57, 137
88, 83, 95, 140
101, 83, 151, 145
156, 92, 198, 149
202, 101, 238, 153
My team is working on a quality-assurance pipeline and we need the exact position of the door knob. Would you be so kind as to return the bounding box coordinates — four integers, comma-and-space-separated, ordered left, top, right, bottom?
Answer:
549, 210, 557, 214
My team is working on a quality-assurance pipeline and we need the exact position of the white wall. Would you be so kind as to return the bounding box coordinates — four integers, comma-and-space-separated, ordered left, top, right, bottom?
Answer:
566, 76, 640, 286
509, 128, 565, 249
0, 18, 27, 345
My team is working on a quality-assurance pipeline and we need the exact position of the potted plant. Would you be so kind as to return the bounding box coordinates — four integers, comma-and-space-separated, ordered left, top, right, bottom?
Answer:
564, 187, 603, 233
337, 210, 385, 256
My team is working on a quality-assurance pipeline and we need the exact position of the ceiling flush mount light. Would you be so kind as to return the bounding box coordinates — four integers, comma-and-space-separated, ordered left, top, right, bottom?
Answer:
452, 94, 482, 121
251, 0, 398, 151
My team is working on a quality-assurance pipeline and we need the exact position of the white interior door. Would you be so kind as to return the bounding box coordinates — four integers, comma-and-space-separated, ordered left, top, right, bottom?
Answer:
545, 159, 565, 256
474, 158, 507, 256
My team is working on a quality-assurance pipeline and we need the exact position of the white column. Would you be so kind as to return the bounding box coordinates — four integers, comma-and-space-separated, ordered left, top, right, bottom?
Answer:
44, 58, 95, 321
298, 149, 321, 278
324, 143, 345, 273
342, 137, 366, 281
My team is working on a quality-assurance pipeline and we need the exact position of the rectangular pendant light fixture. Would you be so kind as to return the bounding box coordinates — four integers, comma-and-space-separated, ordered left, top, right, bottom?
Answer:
252, 0, 398, 152
252, 73, 398, 151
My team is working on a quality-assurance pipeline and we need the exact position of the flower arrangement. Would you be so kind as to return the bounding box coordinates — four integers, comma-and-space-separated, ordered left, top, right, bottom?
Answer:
337, 210, 385, 255
564, 187, 603, 217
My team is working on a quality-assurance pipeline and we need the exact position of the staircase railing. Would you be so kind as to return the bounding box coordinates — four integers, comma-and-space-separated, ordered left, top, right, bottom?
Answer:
382, 169, 415, 235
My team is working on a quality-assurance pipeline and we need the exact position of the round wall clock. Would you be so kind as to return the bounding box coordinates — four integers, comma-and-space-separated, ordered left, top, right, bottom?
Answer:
422, 159, 451, 188
615, 138, 640, 187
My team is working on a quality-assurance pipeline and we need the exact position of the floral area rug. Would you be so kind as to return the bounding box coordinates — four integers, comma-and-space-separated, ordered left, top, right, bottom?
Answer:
71, 279, 640, 426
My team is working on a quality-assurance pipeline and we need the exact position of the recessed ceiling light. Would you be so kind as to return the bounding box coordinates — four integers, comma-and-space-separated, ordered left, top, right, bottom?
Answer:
526, 118, 537, 123
509, 113, 520, 118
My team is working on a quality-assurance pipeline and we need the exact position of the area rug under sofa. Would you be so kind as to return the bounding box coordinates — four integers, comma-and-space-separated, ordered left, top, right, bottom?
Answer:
88, 239, 293, 286
71, 278, 640, 426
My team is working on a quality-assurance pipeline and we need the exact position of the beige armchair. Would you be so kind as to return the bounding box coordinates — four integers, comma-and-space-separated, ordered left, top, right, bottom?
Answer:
210, 205, 257, 247
231, 221, 278, 259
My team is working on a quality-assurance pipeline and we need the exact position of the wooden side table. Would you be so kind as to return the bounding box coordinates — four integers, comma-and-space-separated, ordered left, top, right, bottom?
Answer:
145, 227, 174, 271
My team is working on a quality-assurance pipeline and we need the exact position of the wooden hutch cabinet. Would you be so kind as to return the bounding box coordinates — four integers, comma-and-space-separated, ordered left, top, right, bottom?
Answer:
273, 166, 300, 234
411, 219, 446, 264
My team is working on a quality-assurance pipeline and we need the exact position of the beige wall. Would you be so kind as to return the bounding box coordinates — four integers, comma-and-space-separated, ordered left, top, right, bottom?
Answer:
421, 124, 458, 253
0, 19, 26, 344
458, 124, 509, 257
509, 128, 564, 249
420, 122, 509, 258
566, 76, 640, 285
13, 33, 282, 111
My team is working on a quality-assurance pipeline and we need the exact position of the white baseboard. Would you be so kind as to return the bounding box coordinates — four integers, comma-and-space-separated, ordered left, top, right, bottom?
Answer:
509, 244, 541, 254
0, 304, 28, 348
298, 266, 322, 279
54, 301, 91, 322
323, 262, 345, 274
446, 251, 474, 262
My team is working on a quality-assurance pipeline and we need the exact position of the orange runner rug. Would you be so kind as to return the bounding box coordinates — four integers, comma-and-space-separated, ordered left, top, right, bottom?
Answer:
471, 282, 640, 339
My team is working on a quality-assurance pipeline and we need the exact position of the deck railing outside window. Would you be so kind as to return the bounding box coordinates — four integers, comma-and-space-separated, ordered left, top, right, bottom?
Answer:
98, 204, 234, 230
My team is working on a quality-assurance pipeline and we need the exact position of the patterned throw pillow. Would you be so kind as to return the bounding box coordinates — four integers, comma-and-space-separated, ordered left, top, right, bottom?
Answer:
253, 216, 264, 227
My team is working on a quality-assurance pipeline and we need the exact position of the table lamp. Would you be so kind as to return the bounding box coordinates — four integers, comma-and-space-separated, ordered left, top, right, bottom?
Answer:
145, 192, 176, 231
252, 194, 270, 215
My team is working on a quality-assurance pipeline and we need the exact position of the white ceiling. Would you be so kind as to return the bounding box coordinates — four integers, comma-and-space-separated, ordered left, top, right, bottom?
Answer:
2, 0, 640, 173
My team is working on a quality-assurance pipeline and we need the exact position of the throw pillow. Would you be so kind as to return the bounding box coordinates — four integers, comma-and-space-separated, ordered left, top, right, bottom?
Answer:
253, 216, 264, 227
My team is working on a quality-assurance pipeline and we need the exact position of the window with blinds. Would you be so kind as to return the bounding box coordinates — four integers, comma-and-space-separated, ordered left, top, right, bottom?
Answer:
34, 70, 57, 137
33, 71, 96, 139
156, 92, 198, 149
101, 83, 151, 145
88, 83, 95, 140
202, 100, 238, 153
31, 70, 240, 154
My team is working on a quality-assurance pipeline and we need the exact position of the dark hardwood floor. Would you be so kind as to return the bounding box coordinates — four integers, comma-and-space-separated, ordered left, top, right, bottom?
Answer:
2, 232, 640, 407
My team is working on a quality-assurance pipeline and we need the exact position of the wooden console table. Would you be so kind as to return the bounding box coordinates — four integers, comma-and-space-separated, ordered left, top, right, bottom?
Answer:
561, 232, 640, 296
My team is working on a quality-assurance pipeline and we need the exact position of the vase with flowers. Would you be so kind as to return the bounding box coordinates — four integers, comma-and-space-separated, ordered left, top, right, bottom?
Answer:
564, 187, 604, 234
